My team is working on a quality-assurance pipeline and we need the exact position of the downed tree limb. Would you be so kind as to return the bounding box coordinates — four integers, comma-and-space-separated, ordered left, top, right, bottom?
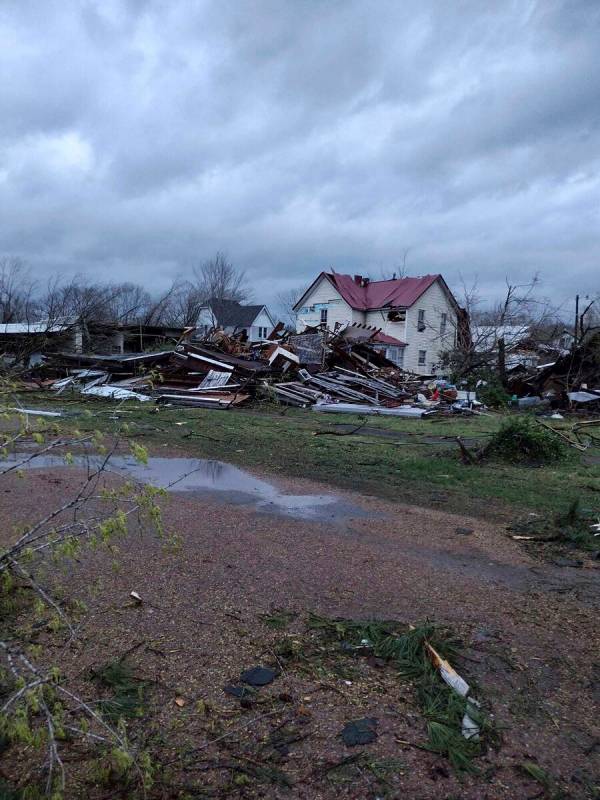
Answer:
536, 420, 588, 451
455, 436, 479, 465
313, 421, 367, 437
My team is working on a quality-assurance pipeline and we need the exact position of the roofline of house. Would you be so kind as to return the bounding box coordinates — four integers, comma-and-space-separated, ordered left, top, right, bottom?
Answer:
293, 271, 462, 313
201, 301, 275, 330
292, 272, 334, 312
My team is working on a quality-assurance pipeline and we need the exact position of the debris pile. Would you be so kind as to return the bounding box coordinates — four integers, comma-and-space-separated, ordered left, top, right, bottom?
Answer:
12, 324, 483, 417
507, 331, 600, 411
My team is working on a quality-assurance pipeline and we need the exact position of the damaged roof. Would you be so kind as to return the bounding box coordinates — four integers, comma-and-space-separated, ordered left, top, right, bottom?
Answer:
209, 299, 271, 329
372, 331, 407, 346
294, 272, 447, 311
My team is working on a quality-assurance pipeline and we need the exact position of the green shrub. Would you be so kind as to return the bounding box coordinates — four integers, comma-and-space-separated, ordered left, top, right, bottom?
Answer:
477, 382, 511, 408
466, 372, 510, 408
486, 416, 568, 464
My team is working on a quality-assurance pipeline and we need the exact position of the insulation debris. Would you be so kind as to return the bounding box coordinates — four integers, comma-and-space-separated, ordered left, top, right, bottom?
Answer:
421, 636, 481, 742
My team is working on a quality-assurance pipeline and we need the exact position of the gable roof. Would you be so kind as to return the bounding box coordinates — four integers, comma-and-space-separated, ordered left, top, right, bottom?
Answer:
209, 299, 272, 329
294, 272, 448, 312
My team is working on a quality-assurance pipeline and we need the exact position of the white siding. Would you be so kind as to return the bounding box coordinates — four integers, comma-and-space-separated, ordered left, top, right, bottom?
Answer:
295, 276, 359, 331
196, 307, 214, 336
295, 274, 457, 375
195, 305, 274, 340
248, 308, 274, 340
403, 281, 457, 374
365, 309, 407, 343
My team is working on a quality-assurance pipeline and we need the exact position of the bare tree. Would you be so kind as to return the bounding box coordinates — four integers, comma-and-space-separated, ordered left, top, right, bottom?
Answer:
377, 248, 411, 281
105, 282, 152, 324
0, 257, 38, 323
39, 275, 117, 323
275, 287, 303, 329
168, 281, 205, 327
573, 293, 599, 345
193, 251, 249, 314
438, 274, 559, 382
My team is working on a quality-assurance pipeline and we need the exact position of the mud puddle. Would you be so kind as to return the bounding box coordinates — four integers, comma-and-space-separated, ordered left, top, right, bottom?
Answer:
0, 453, 372, 522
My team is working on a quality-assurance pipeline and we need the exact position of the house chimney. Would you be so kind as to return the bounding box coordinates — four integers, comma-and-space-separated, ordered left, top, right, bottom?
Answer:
353, 274, 363, 285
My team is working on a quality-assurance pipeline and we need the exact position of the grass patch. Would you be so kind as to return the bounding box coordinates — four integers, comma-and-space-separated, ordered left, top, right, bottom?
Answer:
6, 394, 600, 519
510, 499, 600, 552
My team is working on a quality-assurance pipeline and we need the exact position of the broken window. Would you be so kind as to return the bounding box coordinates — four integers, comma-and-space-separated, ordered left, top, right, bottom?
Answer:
417, 309, 426, 331
440, 312, 447, 334
418, 349, 426, 366
387, 308, 406, 322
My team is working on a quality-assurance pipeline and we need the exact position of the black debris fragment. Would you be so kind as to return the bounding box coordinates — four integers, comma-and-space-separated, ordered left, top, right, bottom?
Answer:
240, 666, 278, 686
223, 684, 254, 699
340, 717, 378, 746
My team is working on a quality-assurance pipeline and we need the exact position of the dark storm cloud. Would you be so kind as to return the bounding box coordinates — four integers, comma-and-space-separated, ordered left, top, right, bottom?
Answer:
0, 0, 598, 307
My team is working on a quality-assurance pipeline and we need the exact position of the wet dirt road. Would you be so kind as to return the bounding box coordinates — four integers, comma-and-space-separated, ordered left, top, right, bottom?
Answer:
2, 455, 599, 798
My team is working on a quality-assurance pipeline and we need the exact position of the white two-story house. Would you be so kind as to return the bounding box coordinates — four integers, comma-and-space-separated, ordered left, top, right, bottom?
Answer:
293, 272, 462, 374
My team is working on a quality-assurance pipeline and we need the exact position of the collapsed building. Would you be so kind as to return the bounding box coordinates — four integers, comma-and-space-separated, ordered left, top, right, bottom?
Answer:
506, 330, 600, 410
17, 321, 479, 418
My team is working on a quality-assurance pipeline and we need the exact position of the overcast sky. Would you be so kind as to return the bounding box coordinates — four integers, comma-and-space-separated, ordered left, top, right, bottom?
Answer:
0, 0, 598, 312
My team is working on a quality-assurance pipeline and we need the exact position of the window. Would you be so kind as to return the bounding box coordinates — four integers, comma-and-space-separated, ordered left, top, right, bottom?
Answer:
418, 350, 427, 366
417, 309, 425, 331
387, 309, 406, 323
440, 312, 447, 335
320, 308, 328, 324
386, 347, 405, 367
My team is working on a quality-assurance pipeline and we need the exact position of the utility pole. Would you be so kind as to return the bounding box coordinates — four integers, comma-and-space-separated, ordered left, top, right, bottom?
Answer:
574, 294, 579, 345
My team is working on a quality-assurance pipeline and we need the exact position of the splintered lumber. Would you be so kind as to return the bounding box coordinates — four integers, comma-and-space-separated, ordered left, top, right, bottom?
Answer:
156, 393, 249, 408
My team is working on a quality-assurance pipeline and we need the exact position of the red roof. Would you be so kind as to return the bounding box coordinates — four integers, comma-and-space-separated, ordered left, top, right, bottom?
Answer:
372, 331, 407, 346
326, 272, 440, 310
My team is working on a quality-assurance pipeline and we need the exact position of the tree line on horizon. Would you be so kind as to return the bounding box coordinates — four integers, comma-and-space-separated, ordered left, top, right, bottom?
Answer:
0, 253, 596, 341
0, 252, 252, 328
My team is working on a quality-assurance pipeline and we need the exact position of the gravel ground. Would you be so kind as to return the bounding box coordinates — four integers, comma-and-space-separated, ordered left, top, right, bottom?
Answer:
1, 458, 599, 799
